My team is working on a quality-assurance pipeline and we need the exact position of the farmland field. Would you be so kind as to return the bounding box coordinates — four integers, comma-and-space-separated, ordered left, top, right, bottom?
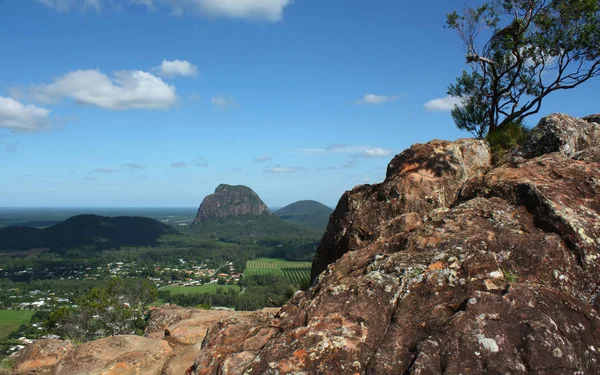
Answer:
244, 258, 311, 286
0, 310, 34, 339
159, 284, 239, 296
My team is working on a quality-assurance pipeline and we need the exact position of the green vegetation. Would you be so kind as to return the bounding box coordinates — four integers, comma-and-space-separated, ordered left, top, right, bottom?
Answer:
188, 214, 316, 242
502, 267, 517, 283
0, 208, 322, 347
160, 284, 239, 296
446, 0, 600, 137
0, 311, 34, 339
275, 200, 333, 231
486, 120, 529, 163
245, 258, 311, 287
161, 274, 296, 311
44, 278, 157, 341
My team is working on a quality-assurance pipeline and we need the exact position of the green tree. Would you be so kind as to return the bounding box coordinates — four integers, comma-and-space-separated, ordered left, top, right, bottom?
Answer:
446, 0, 600, 137
44, 278, 157, 341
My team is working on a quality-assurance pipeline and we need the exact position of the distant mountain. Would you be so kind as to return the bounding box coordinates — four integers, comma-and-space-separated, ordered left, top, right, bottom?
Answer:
275, 200, 333, 231
0, 214, 177, 252
193, 184, 271, 224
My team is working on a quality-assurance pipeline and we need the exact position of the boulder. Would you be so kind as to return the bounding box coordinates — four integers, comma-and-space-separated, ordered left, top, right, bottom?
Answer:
518, 113, 600, 159
583, 113, 600, 124
54, 336, 172, 375
186, 309, 280, 374
13, 339, 74, 374
145, 307, 235, 344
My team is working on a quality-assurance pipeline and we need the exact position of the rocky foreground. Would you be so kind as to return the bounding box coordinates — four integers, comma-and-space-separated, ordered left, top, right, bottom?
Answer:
15, 113, 600, 374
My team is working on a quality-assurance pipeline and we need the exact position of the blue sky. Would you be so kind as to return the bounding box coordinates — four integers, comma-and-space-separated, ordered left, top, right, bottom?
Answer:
1, 0, 599, 208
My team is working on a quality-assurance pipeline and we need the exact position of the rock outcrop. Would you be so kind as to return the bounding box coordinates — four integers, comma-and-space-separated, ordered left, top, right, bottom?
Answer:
312, 138, 491, 280
193, 184, 271, 224
187, 113, 600, 374
516, 112, 600, 159
13, 113, 600, 375
13, 307, 280, 375
12, 339, 73, 374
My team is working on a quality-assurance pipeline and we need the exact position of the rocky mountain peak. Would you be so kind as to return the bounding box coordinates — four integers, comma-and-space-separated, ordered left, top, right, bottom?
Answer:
192, 184, 271, 224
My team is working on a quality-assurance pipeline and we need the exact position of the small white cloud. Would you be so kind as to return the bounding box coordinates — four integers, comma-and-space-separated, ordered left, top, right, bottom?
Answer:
0, 96, 51, 131
156, 59, 198, 78
36, 0, 293, 21
299, 145, 393, 158
85, 177, 98, 181
188, 93, 201, 102
424, 95, 462, 111
231, 168, 243, 172
265, 165, 305, 173
93, 168, 118, 173
132, 0, 154, 7
162, 0, 292, 21
211, 95, 238, 110
35, 0, 102, 13
123, 163, 146, 169
361, 147, 393, 158
30, 69, 177, 111
356, 94, 399, 105
171, 162, 187, 168
254, 156, 272, 162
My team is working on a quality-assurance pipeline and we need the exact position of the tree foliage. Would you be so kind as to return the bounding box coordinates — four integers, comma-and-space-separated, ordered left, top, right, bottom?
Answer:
447, 0, 600, 137
44, 278, 157, 341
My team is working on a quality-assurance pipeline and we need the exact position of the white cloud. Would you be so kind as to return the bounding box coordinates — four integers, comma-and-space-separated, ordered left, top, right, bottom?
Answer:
254, 156, 272, 162
171, 162, 187, 167
0, 96, 51, 131
159, 0, 292, 21
156, 59, 198, 78
36, 0, 292, 21
211, 95, 238, 110
299, 145, 394, 158
424, 95, 462, 111
35, 0, 102, 13
30, 69, 177, 110
131, 0, 154, 7
356, 94, 399, 105
265, 165, 305, 173
361, 147, 394, 157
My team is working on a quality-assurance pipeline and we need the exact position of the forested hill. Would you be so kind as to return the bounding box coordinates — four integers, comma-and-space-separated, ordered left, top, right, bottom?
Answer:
0, 214, 177, 252
275, 200, 333, 231
188, 213, 318, 242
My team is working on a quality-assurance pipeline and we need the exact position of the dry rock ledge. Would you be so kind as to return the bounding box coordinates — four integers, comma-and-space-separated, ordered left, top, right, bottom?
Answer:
14, 113, 600, 374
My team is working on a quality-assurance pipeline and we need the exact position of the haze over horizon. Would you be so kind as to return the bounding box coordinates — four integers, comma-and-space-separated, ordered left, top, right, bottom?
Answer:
2, 0, 600, 207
